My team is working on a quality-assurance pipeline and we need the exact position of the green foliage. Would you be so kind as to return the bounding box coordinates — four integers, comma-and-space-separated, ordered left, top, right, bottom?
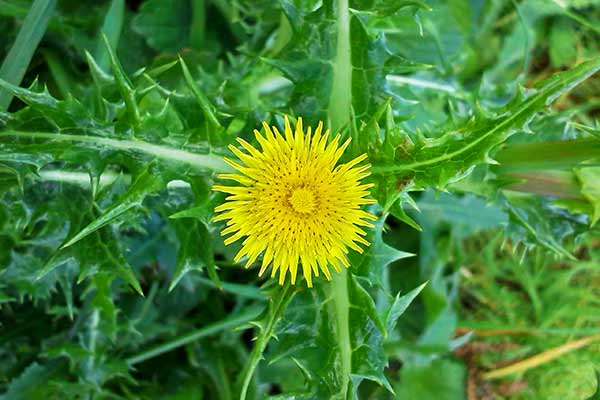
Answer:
1, 0, 599, 399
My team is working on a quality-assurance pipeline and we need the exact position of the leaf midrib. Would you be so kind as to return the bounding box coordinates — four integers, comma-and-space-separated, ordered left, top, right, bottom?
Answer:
0, 130, 233, 172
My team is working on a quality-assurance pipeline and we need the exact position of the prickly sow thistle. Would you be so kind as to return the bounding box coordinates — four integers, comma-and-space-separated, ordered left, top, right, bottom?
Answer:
213, 117, 376, 287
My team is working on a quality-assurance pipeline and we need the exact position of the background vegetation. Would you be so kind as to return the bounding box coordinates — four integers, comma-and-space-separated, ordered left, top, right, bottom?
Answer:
0, 0, 599, 399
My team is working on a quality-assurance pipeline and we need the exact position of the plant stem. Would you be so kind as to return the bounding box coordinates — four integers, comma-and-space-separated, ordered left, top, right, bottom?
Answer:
0, 130, 233, 172
331, 270, 352, 396
239, 283, 295, 400
328, 0, 352, 132
126, 306, 262, 365
328, 0, 353, 397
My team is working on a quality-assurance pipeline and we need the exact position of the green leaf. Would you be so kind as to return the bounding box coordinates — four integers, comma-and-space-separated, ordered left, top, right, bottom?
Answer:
169, 204, 213, 224
349, 13, 427, 121
394, 358, 467, 400
0, 130, 232, 173
91, 272, 119, 340
0, 362, 58, 400
503, 192, 576, 260
494, 139, 600, 173
416, 190, 508, 235
349, 273, 386, 335
549, 18, 578, 68
368, 0, 432, 17
42, 343, 91, 370
132, 0, 191, 53
0, 78, 90, 127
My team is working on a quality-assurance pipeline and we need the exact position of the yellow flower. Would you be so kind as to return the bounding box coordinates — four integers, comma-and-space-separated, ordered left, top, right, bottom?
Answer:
213, 116, 376, 287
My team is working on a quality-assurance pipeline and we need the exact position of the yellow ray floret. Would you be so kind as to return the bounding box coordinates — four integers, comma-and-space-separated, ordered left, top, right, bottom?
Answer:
213, 116, 377, 287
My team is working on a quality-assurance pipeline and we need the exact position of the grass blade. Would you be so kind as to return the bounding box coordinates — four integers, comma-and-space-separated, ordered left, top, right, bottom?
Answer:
94, 0, 125, 71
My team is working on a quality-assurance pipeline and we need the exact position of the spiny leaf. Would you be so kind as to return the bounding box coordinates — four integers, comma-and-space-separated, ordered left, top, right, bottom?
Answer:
503, 192, 576, 260
349, 273, 386, 336
371, 57, 600, 188
386, 281, 427, 333
62, 163, 164, 249
168, 219, 218, 292
179, 56, 222, 131
0, 78, 90, 126
0, 362, 58, 400
352, 213, 414, 288
102, 34, 140, 127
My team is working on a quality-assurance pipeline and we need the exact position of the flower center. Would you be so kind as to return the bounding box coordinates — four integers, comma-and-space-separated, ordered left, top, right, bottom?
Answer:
288, 187, 316, 214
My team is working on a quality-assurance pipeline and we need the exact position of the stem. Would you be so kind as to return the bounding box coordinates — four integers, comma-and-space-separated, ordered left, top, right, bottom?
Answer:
0, 130, 233, 172
328, 0, 352, 133
126, 306, 261, 365
328, 0, 353, 397
330, 271, 352, 396
239, 283, 295, 400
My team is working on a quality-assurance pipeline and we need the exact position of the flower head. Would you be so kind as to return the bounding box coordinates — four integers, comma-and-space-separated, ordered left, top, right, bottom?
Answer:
213, 116, 376, 287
